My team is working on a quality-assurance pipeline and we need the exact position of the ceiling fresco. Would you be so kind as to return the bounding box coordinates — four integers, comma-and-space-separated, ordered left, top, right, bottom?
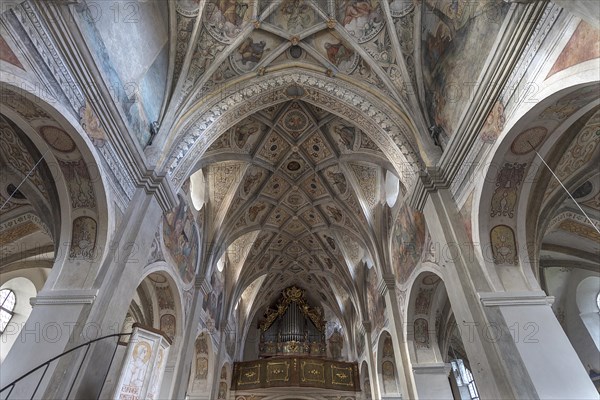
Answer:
158, 0, 516, 341
168, 0, 512, 154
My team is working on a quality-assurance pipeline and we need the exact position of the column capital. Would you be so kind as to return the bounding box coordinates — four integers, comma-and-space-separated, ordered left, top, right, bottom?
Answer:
478, 291, 554, 307
379, 274, 397, 296
196, 276, 212, 295
362, 321, 372, 333
31, 289, 98, 306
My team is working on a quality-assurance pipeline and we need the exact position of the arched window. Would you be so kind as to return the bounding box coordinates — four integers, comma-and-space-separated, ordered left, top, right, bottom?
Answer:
0, 289, 16, 334
450, 359, 480, 400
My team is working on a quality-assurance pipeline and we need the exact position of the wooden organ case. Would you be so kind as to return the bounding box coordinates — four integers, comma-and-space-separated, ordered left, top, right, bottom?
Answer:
232, 286, 360, 392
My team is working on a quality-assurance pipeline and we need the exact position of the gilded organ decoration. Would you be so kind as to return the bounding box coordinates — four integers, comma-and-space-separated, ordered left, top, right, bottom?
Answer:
301, 360, 325, 383
232, 357, 360, 390
267, 361, 291, 382
260, 286, 325, 332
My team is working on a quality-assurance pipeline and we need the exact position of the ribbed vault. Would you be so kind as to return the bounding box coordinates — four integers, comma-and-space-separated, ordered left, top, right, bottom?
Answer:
193, 99, 403, 336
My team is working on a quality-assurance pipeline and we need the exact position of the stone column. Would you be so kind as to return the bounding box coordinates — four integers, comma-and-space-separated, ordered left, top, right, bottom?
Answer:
412, 363, 453, 400
424, 188, 522, 398
479, 291, 598, 399
170, 276, 208, 400
425, 187, 598, 398
379, 275, 417, 399
0, 190, 168, 399
0, 289, 99, 399
362, 322, 381, 400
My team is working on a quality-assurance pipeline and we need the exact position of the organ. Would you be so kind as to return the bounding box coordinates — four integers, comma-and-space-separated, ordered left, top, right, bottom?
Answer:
258, 286, 326, 358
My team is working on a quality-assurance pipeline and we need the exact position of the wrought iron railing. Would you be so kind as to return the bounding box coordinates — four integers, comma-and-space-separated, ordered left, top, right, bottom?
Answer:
0, 332, 131, 400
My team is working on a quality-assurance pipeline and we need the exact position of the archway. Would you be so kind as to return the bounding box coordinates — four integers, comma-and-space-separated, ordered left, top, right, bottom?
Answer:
376, 331, 401, 398
0, 82, 113, 395
406, 271, 477, 400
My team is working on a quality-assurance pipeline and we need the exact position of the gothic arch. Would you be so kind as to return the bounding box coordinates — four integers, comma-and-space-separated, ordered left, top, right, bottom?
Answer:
160, 70, 424, 188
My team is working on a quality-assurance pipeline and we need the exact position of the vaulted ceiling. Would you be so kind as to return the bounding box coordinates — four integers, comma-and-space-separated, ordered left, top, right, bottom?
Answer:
162, 0, 511, 334
164, 0, 510, 154
195, 100, 401, 327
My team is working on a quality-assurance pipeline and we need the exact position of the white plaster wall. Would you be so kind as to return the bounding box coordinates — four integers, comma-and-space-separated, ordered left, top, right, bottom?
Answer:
566, 273, 600, 372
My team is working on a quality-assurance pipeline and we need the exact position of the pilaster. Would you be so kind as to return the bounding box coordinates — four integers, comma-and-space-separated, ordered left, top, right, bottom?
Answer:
379, 274, 417, 399
479, 291, 598, 399
362, 321, 380, 400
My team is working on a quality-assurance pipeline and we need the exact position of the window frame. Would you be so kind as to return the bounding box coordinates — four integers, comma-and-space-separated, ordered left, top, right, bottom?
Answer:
0, 289, 16, 334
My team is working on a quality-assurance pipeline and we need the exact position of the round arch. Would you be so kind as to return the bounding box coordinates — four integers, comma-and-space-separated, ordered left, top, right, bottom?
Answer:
0, 76, 112, 290
128, 265, 186, 399
474, 74, 600, 291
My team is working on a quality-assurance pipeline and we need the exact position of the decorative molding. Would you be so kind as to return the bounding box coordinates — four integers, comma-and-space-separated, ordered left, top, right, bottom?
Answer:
0, 211, 51, 237
408, 167, 449, 210
479, 291, 555, 307
500, 3, 562, 104
95, 142, 135, 208
166, 71, 421, 188
436, 2, 548, 201
31, 289, 98, 306
24, 1, 177, 212
12, 2, 85, 113
450, 4, 561, 200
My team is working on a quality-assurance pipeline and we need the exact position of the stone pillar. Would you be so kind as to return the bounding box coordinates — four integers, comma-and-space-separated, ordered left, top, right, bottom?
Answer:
425, 187, 598, 398
0, 289, 99, 399
479, 291, 598, 399
423, 188, 522, 398
0, 190, 168, 399
412, 363, 453, 400
379, 275, 417, 399
362, 322, 381, 400
171, 276, 206, 400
